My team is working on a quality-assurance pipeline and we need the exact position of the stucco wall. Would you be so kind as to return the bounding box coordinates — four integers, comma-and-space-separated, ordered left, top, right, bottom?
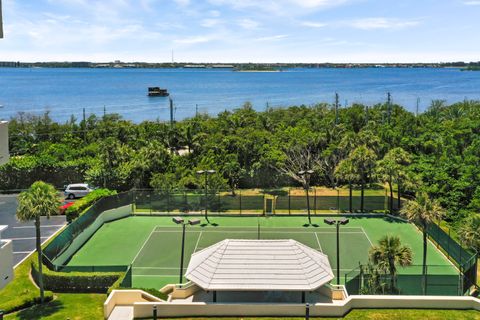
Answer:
104, 290, 480, 319
0, 240, 14, 289
55, 205, 132, 265
0, 121, 9, 166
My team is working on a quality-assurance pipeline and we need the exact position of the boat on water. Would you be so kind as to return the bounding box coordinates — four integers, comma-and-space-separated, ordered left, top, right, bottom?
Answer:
148, 87, 169, 97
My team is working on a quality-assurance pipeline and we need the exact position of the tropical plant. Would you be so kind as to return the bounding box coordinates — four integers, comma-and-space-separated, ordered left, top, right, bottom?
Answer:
400, 193, 444, 294
369, 235, 413, 293
16, 181, 60, 303
377, 147, 411, 213
335, 158, 359, 212
458, 214, 480, 252
348, 145, 377, 212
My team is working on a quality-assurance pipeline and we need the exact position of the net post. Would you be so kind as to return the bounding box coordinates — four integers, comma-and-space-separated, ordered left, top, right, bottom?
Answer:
239, 189, 242, 215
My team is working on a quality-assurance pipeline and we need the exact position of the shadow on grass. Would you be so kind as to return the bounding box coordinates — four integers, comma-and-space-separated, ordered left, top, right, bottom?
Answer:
15, 299, 64, 320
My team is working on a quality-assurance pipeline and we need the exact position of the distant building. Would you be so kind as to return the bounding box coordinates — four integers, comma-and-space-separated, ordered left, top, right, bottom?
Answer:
0, 225, 14, 290
0, 121, 9, 165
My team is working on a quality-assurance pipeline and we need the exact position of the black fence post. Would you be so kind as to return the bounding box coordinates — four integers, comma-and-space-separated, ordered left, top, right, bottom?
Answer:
314, 188, 317, 215
288, 188, 291, 215
239, 190, 242, 215
152, 305, 157, 320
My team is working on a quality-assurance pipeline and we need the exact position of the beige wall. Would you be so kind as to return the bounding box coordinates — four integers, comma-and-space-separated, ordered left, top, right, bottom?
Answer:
0, 121, 9, 166
104, 290, 480, 319
0, 240, 14, 289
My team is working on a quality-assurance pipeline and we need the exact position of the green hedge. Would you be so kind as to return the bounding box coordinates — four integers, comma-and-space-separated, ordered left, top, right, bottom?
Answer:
31, 262, 121, 293
65, 188, 117, 222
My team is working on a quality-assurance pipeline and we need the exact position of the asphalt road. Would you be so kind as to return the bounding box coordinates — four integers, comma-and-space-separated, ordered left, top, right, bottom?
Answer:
0, 194, 67, 266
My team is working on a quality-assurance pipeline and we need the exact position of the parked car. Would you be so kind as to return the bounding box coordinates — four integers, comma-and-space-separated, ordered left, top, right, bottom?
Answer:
59, 200, 75, 214
64, 183, 93, 199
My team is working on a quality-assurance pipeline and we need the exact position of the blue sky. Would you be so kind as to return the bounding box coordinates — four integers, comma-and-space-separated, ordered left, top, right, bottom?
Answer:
1, 0, 480, 62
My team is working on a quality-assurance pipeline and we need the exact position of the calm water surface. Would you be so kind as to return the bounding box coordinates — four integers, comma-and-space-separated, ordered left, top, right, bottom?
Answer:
1, 67, 479, 122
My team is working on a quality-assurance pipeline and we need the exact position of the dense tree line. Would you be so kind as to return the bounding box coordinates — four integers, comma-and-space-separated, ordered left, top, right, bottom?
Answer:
2, 100, 480, 228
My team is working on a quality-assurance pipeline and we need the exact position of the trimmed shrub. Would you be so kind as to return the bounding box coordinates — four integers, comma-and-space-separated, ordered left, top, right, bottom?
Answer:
66, 188, 117, 222
31, 262, 121, 293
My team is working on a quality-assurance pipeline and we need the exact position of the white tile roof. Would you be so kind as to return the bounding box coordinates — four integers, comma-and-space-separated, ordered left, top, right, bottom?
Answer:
185, 239, 334, 291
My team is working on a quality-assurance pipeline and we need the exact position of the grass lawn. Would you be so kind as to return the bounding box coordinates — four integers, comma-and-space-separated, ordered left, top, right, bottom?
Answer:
4, 293, 105, 320
0, 254, 53, 313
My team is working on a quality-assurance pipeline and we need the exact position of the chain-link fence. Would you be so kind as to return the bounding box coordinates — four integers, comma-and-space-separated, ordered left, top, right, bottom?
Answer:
43, 191, 133, 272
344, 264, 463, 296
426, 222, 478, 290
132, 188, 398, 215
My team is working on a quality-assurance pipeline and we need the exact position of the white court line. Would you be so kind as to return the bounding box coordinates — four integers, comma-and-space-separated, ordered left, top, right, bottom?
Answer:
133, 267, 186, 270
194, 231, 203, 253
314, 232, 323, 252
13, 225, 66, 229
10, 236, 49, 241
131, 227, 157, 265
153, 230, 364, 234
152, 225, 362, 229
133, 275, 179, 277
361, 227, 374, 246
13, 251, 32, 254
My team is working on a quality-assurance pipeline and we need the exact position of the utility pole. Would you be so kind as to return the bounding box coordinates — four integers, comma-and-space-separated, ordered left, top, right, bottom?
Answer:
103, 105, 106, 118
195, 104, 198, 117
82, 108, 86, 142
334, 92, 339, 125
387, 92, 392, 124
416, 97, 420, 117
169, 97, 174, 127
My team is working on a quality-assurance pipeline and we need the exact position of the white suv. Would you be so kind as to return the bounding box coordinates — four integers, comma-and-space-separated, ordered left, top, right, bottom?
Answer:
64, 183, 93, 199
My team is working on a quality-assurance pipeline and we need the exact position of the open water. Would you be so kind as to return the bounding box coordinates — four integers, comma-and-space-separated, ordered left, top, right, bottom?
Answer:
1, 67, 479, 123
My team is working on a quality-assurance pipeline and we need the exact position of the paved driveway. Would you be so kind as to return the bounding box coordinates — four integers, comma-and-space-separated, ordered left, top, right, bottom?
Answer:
0, 194, 67, 266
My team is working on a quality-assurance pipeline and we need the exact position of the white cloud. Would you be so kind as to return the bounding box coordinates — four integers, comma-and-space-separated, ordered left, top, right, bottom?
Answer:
174, 35, 214, 44
174, 0, 190, 6
347, 18, 421, 30
237, 18, 259, 30
200, 19, 222, 27
255, 34, 288, 41
301, 21, 327, 28
463, 0, 480, 4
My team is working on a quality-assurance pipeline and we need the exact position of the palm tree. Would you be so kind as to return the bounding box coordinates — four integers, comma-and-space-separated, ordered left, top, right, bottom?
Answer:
369, 235, 413, 292
377, 148, 411, 213
458, 215, 480, 252
349, 145, 376, 212
16, 181, 59, 303
401, 193, 444, 294
335, 158, 358, 213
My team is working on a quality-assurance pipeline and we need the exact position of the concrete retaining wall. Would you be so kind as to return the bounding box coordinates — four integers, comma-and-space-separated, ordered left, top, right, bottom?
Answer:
104, 290, 480, 319
0, 240, 14, 289
55, 205, 132, 265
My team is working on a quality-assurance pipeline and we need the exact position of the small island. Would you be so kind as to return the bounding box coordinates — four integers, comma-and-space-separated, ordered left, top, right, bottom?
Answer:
233, 64, 281, 72
461, 66, 480, 71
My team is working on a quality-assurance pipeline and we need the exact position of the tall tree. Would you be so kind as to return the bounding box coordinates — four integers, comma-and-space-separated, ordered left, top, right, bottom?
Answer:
377, 147, 411, 213
400, 193, 444, 294
369, 235, 413, 292
349, 145, 377, 212
335, 158, 359, 212
458, 214, 480, 252
16, 181, 59, 303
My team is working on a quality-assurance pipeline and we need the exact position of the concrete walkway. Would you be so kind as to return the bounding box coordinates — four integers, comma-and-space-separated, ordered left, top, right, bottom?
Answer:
107, 306, 134, 320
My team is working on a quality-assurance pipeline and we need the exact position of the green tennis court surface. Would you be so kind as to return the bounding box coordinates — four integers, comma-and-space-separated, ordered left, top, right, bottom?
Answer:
66, 216, 457, 290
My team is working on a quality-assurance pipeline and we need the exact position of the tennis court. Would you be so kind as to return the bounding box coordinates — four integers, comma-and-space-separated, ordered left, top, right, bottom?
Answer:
65, 215, 459, 291
130, 225, 373, 288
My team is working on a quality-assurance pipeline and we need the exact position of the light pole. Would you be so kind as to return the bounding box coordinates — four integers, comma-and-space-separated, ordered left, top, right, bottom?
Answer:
172, 217, 201, 284
324, 218, 349, 284
299, 170, 314, 225
196, 169, 216, 223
